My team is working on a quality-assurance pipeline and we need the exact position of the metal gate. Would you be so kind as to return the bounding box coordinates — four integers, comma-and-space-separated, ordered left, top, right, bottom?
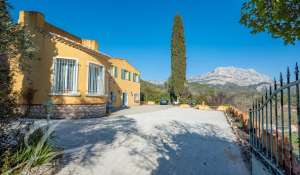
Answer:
249, 63, 300, 175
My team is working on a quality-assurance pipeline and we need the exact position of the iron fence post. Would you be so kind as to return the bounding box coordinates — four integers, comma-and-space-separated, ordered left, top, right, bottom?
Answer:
274, 78, 279, 167
258, 100, 261, 151
287, 67, 293, 175
262, 96, 265, 151
266, 91, 269, 158
295, 63, 300, 160
249, 109, 252, 146
255, 101, 259, 149
280, 72, 285, 169
270, 85, 273, 162
257, 100, 261, 150
253, 102, 255, 148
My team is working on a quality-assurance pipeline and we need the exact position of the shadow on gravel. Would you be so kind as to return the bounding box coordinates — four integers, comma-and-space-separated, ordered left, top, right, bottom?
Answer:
53, 117, 249, 175
128, 121, 249, 175
53, 116, 137, 171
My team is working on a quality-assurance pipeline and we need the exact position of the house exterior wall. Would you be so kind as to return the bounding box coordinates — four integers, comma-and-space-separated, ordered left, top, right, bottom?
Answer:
108, 58, 140, 109
11, 11, 111, 118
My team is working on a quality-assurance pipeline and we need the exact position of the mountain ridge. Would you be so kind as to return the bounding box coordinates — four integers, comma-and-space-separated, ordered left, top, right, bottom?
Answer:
189, 66, 272, 86
146, 66, 272, 91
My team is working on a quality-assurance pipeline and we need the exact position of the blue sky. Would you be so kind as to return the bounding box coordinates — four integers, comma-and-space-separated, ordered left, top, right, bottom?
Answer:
10, 0, 300, 81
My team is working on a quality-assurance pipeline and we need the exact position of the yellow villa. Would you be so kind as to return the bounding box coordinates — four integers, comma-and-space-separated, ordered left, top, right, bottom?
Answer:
11, 11, 140, 118
108, 58, 140, 109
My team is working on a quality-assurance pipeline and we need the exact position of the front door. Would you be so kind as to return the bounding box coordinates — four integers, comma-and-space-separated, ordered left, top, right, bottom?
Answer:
110, 92, 115, 104
122, 92, 128, 106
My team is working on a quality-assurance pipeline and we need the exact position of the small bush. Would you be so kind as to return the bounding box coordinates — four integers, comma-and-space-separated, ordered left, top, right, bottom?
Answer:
0, 128, 59, 174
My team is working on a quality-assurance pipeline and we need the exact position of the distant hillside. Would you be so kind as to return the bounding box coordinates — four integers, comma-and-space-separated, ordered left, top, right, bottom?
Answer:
141, 80, 262, 110
187, 82, 262, 110
146, 67, 272, 92
140, 80, 168, 103
141, 67, 272, 110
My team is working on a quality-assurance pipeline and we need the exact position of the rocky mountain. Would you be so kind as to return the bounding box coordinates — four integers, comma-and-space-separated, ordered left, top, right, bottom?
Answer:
145, 67, 272, 92
189, 67, 272, 91
147, 80, 166, 86
143, 67, 272, 109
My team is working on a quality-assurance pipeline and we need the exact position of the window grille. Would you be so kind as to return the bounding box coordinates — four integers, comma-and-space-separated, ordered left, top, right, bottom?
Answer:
52, 58, 78, 94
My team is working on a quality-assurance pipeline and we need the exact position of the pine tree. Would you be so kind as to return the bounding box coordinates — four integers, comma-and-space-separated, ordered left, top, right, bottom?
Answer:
0, 0, 35, 118
170, 15, 186, 102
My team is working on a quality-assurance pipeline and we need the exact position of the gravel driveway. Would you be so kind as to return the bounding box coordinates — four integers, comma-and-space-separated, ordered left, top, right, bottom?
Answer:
51, 106, 249, 175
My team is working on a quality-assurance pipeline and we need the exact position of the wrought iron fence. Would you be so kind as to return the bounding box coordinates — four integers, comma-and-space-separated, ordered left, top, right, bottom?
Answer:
249, 63, 300, 175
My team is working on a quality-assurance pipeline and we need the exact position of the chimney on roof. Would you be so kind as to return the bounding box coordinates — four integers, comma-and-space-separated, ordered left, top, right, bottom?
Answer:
82, 40, 99, 51
18, 11, 45, 28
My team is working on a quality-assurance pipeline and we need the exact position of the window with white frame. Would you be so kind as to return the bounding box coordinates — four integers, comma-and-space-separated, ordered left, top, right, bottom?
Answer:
125, 71, 129, 80
134, 93, 140, 102
114, 66, 118, 78
110, 66, 118, 78
128, 72, 132, 81
110, 91, 116, 102
121, 69, 126, 80
133, 73, 140, 83
88, 63, 105, 95
52, 58, 78, 94
133, 73, 140, 82
133, 73, 137, 82
110, 66, 114, 76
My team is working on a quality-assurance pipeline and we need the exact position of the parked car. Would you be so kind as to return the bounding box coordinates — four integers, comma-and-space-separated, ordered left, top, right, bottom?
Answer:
160, 99, 169, 105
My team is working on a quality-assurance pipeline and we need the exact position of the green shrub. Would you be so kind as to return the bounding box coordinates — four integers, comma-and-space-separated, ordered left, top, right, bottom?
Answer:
0, 128, 59, 174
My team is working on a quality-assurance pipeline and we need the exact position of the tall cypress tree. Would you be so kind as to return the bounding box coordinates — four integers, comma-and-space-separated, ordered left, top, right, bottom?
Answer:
170, 15, 186, 102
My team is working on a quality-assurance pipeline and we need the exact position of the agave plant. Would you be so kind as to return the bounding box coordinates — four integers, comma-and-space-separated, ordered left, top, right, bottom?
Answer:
1, 127, 60, 175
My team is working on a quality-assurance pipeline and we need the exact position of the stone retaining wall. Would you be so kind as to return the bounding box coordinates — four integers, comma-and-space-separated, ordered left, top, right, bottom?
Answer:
20, 104, 107, 119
